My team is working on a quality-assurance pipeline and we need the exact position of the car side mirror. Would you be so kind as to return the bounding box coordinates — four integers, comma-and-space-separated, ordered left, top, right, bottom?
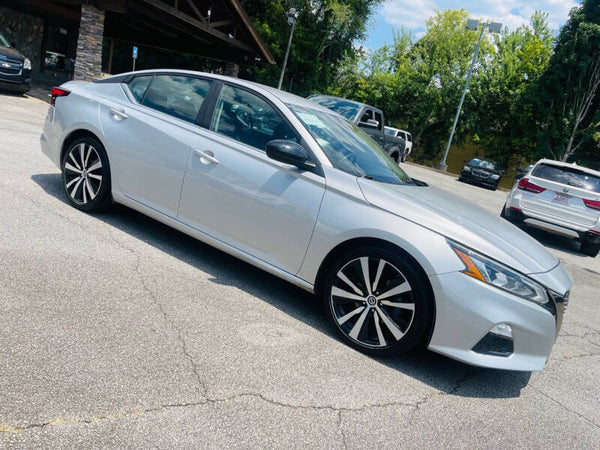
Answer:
358, 119, 379, 129
266, 140, 315, 170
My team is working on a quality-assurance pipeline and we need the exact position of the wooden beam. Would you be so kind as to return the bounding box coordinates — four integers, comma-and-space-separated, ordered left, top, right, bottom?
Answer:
226, 0, 274, 64
184, 0, 206, 24
128, 2, 210, 43
137, 0, 253, 52
16, 0, 80, 21
209, 19, 234, 28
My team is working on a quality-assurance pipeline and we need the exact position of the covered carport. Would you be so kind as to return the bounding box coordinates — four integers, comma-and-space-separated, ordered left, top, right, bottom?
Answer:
0, 0, 274, 81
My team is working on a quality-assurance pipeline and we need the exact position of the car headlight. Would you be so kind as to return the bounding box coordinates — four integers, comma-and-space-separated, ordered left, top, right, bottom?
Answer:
462, 166, 471, 172
448, 241, 550, 309
23, 58, 31, 70
490, 174, 500, 180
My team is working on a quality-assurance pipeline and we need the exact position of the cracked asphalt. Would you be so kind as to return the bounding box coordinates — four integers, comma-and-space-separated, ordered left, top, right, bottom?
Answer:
1, 92, 599, 449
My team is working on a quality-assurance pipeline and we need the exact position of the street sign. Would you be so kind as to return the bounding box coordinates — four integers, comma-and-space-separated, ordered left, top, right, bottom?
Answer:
132, 46, 138, 59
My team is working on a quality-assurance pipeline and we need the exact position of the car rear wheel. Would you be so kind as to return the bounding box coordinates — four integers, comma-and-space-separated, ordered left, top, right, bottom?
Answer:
323, 246, 433, 356
62, 137, 112, 212
580, 240, 600, 257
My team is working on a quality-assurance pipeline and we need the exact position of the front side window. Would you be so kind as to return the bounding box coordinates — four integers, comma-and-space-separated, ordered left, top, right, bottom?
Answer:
141, 75, 212, 123
290, 105, 413, 185
532, 164, 600, 193
210, 85, 299, 151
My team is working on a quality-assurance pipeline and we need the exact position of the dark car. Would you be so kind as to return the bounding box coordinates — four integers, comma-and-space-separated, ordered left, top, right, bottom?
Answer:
459, 157, 504, 190
0, 32, 32, 94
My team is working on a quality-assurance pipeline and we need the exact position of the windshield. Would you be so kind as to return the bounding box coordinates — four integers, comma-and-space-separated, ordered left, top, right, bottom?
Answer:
532, 163, 600, 193
307, 96, 361, 121
469, 158, 498, 171
290, 105, 414, 185
0, 33, 11, 48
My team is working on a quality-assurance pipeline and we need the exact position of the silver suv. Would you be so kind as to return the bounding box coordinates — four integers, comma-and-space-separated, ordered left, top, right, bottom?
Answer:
502, 159, 600, 256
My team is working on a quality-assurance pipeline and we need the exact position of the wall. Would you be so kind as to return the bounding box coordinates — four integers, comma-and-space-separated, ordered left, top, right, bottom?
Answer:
0, 7, 43, 72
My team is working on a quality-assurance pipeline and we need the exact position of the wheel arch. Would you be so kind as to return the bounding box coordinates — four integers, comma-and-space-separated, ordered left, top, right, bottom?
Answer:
314, 236, 437, 346
60, 128, 108, 168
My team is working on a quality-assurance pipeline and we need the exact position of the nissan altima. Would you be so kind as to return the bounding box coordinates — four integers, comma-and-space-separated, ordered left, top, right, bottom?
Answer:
41, 70, 572, 371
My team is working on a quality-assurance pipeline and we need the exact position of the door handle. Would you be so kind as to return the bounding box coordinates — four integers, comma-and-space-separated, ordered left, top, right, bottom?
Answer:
109, 108, 128, 120
194, 149, 219, 164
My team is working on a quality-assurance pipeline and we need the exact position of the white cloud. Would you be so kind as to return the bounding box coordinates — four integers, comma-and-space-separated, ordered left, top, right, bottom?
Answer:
380, 0, 579, 33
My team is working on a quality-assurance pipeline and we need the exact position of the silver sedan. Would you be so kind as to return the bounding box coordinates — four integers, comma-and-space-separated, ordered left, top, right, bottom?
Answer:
41, 70, 572, 371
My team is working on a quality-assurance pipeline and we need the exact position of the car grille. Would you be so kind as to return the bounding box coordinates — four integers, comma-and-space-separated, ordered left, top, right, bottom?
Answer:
472, 169, 489, 179
0, 58, 23, 75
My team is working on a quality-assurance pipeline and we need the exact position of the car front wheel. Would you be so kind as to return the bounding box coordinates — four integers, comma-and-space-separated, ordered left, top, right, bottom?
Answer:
62, 137, 112, 212
323, 246, 433, 356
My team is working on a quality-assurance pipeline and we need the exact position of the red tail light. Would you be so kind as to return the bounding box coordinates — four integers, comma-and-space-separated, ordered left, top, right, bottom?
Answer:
50, 87, 70, 106
583, 199, 600, 211
517, 177, 545, 193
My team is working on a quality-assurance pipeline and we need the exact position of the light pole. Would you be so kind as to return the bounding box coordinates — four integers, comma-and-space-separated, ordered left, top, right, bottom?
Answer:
437, 19, 502, 171
278, 7, 299, 90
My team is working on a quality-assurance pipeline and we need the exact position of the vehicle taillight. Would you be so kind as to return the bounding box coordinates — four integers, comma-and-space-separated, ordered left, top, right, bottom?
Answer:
583, 199, 600, 211
517, 177, 545, 193
50, 87, 70, 106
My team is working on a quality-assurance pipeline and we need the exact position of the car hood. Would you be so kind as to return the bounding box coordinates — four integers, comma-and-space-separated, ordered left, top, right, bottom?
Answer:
357, 178, 559, 275
465, 163, 501, 175
0, 46, 25, 62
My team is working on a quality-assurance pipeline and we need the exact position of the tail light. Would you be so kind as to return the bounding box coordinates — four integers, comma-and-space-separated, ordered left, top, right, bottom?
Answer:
518, 177, 545, 193
583, 199, 600, 211
50, 87, 70, 106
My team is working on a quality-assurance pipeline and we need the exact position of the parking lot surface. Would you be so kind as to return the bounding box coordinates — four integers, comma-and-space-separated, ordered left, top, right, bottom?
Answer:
1, 92, 599, 448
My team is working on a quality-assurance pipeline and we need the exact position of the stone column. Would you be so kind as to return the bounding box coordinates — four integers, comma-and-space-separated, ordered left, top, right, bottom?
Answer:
73, 4, 105, 81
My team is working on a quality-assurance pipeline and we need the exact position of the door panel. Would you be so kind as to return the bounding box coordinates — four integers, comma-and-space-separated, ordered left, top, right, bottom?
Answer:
178, 84, 325, 274
100, 75, 212, 217
179, 132, 325, 274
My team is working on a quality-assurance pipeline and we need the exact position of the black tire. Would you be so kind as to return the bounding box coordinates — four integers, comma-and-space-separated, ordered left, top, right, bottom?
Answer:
580, 240, 600, 257
500, 203, 508, 219
390, 152, 400, 163
61, 137, 112, 212
458, 175, 464, 182
322, 246, 434, 356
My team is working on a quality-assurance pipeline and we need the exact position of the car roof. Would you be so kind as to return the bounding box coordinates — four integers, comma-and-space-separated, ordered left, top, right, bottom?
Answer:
100, 69, 334, 114
534, 159, 600, 177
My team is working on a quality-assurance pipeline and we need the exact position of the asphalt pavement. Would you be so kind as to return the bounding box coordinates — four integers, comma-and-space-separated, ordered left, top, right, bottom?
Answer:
0, 91, 598, 448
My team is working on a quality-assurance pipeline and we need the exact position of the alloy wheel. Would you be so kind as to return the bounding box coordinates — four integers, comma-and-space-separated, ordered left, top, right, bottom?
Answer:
329, 256, 415, 348
64, 143, 103, 205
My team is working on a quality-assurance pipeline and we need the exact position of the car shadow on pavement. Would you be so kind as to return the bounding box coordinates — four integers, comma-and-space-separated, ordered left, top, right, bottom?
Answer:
32, 172, 533, 399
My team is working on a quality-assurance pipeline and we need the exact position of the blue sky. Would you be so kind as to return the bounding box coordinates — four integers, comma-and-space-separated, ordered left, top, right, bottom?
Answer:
362, 0, 581, 51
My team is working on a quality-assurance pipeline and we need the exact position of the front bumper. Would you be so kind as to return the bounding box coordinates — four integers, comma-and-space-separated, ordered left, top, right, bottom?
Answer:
0, 69, 32, 92
460, 171, 499, 188
427, 263, 570, 371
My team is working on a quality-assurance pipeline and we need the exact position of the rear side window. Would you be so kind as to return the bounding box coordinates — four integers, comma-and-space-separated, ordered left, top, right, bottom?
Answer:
128, 76, 152, 102
141, 75, 212, 123
374, 111, 383, 131
532, 163, 600, 193
407, 134, 412, 142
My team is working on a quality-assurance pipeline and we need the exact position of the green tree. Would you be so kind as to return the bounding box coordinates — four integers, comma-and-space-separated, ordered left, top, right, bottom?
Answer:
473, 11, 554, 166
239, 0, 383, 96
533, 0, 600, 162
